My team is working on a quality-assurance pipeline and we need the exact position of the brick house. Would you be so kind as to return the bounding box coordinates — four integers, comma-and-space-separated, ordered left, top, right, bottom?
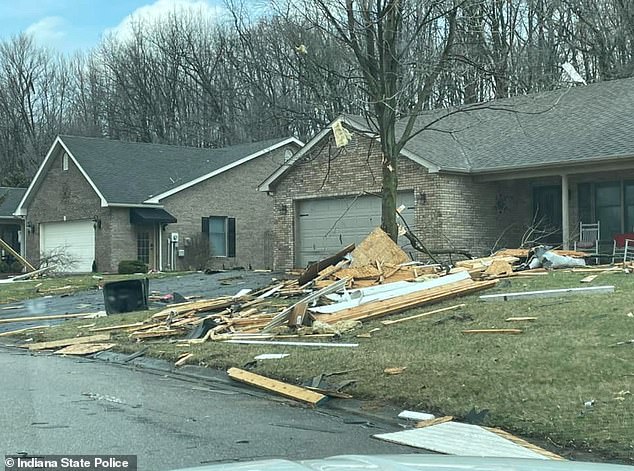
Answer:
0, 187, 26, 266
15, 136, 302, 272
260, 78, 634, 269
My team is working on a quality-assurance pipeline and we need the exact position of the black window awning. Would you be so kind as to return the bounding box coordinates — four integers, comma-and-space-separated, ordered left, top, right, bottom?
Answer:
130, 208, 177, 225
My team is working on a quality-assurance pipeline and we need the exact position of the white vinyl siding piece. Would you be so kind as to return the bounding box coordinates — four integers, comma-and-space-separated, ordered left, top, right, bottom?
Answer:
374, 422, 549, 459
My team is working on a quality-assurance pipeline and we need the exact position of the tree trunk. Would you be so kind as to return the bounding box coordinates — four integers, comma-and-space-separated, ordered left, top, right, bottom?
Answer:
380, 124, 399, 242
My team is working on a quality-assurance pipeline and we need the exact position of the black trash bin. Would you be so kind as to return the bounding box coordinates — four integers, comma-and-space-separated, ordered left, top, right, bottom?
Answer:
103, 278, 149, 314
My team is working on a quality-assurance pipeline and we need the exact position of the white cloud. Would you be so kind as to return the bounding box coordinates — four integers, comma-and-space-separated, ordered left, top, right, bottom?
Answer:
25, 16, 67, 44
106, 0, 226, 41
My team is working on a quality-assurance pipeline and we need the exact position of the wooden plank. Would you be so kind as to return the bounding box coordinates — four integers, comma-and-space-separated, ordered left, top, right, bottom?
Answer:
288, 302, 308, 327
130, 329, 184, 339
0, 312, 96, 325
349, 228, 409, 267
174, 353, 194, 367
414, 415, 453, 429
462, 329, 523, 334
381, 304, 466, 326
580, 274, 598, 283
505, 317, 537, 322
227, 367, 327, 406
89, 322, 145, 332
316, 280, 497, 325
224, 340, 358, 348
480, 285, 614, 301
9, 265, 55, 281
0, 236, 36, 271
55, 342, 116, 355
0, 325, 50, 337
28, 333, 111, 350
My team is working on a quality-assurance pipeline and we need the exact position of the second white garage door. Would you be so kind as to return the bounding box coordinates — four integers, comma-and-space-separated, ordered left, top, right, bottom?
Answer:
296, 192, 415, 267
40, 220, 95, 272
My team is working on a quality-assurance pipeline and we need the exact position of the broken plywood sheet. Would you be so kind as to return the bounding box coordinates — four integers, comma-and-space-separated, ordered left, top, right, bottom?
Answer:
55, 343, 116, 355
373, 421, 552, 459
350, 228, 409, 267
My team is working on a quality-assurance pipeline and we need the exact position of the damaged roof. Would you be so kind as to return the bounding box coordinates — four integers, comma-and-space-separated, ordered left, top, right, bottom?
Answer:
344, 77, 634, 173
0, 187, 26, 219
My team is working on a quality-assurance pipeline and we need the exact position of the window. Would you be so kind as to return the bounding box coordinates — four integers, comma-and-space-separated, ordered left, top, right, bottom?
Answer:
595, 182, 622, 238
62, 152, 69, 171
202, 216, 236, 257
532, 186, 562, 243
137, 231, 150, 264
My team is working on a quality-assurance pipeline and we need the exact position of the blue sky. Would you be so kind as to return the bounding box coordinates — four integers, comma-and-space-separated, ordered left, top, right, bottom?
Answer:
0, 0, 229, 54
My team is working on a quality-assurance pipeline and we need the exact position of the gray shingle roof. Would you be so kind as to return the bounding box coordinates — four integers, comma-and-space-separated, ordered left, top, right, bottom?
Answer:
60, 136, 292, 204
0, 187, 26, 218
345, 77, 634, 173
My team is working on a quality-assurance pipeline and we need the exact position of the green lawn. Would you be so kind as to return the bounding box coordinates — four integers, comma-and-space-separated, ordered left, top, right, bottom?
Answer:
6, 271, 634, 463
0, 272, 189, 304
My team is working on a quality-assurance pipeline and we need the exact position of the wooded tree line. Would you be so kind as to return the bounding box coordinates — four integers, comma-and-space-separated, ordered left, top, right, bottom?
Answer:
1, 0, 632, 187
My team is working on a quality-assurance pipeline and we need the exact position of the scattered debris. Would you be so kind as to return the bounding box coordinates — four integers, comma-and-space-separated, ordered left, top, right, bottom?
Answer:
505, 317, 537, 322
0, 312, 99, 325
609, 339, 634, 347
27, 333, 111, 351
384, 367, 407, 375
580, 275, 598, 283
0, 325, 50, 337
224, 340, 358, 348
480, 285, 614, 301
174, 352, 194, 367
414, 415, 453, 429
462, 329, 523, 335
227, 367, 328, 406
349, 228, 410, 267
381, 304, 466, 326
254, 353, 289, 360
55, 343, 116, 355
374, 420, 561, 459
398, 410, 435, 421
532, 246, 586, 269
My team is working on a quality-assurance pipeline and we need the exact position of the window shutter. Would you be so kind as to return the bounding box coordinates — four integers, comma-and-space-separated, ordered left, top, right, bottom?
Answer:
227, 217, 236, 257
201, 217, 209, 233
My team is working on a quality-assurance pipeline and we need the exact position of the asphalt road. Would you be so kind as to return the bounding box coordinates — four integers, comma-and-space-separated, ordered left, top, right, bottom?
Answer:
0, 346, 421, 470
0, 271, 278, 333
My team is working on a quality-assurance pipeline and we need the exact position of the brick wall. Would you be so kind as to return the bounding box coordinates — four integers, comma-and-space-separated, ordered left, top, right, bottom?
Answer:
161, 144, 296, 270
268, 131, 535, 269
25, 147, 116, 271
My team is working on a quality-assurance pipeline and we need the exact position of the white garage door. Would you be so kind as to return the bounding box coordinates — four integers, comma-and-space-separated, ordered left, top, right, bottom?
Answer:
41, 220, 95, 272
296, 192, 415, 267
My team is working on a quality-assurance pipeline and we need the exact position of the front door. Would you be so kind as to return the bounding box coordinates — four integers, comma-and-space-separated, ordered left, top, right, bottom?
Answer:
533, 186, 562, 244
136, 226, 158, 270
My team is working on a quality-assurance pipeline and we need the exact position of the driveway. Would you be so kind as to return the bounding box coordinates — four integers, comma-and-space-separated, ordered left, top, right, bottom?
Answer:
0, 271, 278, 333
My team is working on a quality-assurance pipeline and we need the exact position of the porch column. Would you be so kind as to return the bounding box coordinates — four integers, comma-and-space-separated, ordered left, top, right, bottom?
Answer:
561, 174, 570, 249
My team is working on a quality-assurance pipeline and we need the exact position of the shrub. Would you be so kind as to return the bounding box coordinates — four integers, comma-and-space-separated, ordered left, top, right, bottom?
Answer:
118, 260, 148, 274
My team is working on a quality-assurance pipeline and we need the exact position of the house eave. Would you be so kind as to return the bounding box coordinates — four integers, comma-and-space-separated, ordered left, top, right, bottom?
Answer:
473, 154, 634, 181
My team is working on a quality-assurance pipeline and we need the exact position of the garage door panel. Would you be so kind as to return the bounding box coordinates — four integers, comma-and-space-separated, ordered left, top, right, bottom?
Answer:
41, 220, 95, 272
297, 193, 415, 267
